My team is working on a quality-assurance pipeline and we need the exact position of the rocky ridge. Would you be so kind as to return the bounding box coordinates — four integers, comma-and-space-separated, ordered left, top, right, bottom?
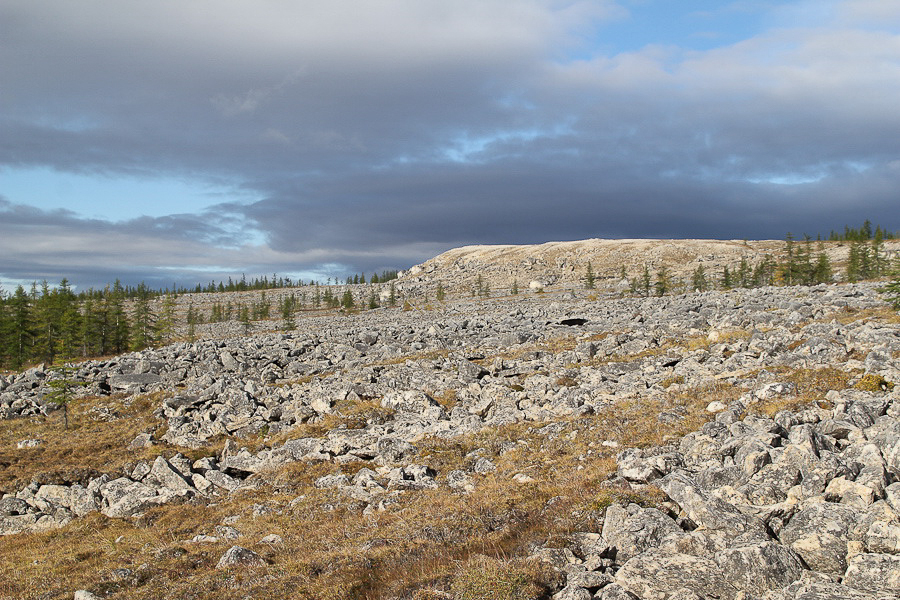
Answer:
398, 238, 900, 297
1, 281, 899, 599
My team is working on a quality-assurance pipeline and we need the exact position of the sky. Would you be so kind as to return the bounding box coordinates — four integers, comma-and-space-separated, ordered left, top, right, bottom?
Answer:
2, 0, 900, 291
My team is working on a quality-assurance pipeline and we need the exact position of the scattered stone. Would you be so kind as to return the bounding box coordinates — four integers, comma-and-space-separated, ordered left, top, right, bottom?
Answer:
215, 545, 265, 569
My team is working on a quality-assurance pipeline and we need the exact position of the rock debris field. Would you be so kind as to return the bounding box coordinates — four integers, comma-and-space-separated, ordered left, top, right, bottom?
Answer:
1, 281, 899, 600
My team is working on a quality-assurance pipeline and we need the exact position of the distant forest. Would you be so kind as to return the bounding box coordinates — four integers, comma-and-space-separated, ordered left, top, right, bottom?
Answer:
0, 222, 897, 372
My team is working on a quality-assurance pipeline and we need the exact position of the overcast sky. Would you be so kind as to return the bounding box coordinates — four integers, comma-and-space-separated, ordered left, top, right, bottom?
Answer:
2, 0, 899, 291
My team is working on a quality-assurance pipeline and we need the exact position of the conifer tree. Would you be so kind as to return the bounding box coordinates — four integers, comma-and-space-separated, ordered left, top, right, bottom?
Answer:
0, 292, 11, 368
9, 285, 32, 368
847, 242, 861, 282
239, 304, 252, 334
584, 262, 595, 289
31, 280, 58, 364
105, 281, 130, 354
813, 251, 833, 284
737, 258, 752, 288
783, 233, 796, 285
43, 362, 86, 430
721, 266, 733, 290
341, 289, 355, 310
130, 290, 156, 351
155, 294, 176, 344
655, 266, 669, 297
691, 264, 708, 292
186, 303, 198, 341
882, 276, 900, 310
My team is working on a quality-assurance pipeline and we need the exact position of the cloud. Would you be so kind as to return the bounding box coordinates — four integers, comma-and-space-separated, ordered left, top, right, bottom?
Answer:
1, 0, 899, 289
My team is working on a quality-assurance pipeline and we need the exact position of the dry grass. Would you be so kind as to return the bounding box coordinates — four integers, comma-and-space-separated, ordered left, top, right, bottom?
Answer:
825, 305, 900, 326
0, 375, 736, 600
746, 366, 852, 418
0, 392, 176, 494
854, 373, 895, 393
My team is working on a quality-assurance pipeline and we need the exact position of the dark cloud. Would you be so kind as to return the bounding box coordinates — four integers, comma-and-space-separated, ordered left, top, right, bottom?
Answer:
1, 1, 899, 290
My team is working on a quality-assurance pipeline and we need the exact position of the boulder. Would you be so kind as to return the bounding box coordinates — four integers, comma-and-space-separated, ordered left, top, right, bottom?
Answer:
215, 545, 265, 569
601, 504, 682, 563
615, 549, 735, 600
842, 552, 900, 596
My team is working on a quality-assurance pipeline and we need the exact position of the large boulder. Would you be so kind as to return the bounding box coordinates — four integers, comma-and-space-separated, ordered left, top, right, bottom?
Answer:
659, 472, 768, 539
614, 549, 735, 600
778, 501, 862, 576
842, 552, 900, 596
601, 504, 682, 563
713, 541, 805, 596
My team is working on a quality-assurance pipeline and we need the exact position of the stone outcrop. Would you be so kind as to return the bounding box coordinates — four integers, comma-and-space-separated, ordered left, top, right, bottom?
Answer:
534, 379, 900, 600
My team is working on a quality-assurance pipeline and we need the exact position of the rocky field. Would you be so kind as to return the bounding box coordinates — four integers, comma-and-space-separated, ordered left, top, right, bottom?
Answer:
1, 275, 899, 599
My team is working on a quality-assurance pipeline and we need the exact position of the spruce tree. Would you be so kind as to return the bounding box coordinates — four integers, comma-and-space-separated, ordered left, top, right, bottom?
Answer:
641, 265, 651, 297
105, 282, 130, 354
9, 285, 32, 368
655, 266, 669, 297
341, 290, 355, 310
691, 265, 708, 292
0, 292, 10, 368
882, 276, 900, 310
783, 233, 796, 285
721, 266, 733, 290
584, 262, 595, 289
737, 258, 751, 288
813, 251, 833, 284
155, 294, 176, 344
239, 304, 252, 334
130, 291, 156, 351
44, 362, 87, 430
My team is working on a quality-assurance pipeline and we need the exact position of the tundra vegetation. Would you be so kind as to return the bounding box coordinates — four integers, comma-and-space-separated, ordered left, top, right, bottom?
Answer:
0, 227, 898, 599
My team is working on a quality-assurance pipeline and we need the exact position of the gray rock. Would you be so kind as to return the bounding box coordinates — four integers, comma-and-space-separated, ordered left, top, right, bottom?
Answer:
127, 432, 154, 450
842, 552, 900, 595
99, 478, 172, 518
601, 503, 682, 563
596, 584, 639, 600
108, 373, 162, 391
778, 501, 862, 576
0, 497, 30, 517
714, 541, 805, 596
771, 579, 879, 600
614, 549, 735, 600
215, 545, 265, 569
458, 359, 488, 382
149, 456, 194, 492
204, 470, 241, 492
553, 585, 592, 600
660, 472, 768, 539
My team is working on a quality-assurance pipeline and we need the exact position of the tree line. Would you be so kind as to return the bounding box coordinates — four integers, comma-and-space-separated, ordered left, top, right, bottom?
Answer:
0, 280, 174, 370
618, 223, 896, 298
